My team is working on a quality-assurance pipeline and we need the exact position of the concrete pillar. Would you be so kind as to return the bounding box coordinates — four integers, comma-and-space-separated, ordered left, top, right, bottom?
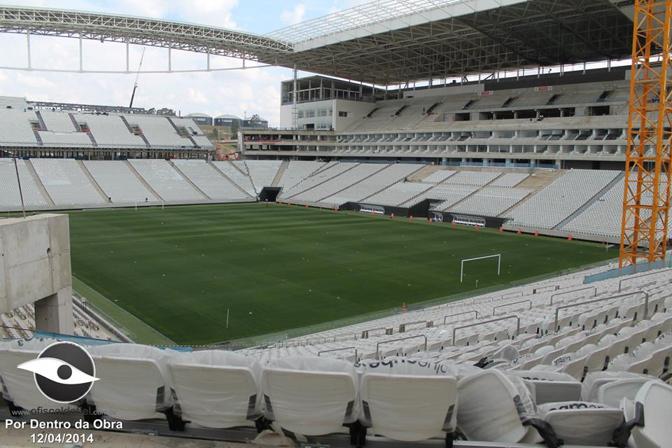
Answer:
34, 287, 74, 334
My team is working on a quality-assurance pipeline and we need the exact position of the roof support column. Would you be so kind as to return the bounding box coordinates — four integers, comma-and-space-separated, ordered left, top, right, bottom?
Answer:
293, 64, 298, 130
79, 36, 83, 72
26, 31, 31, 70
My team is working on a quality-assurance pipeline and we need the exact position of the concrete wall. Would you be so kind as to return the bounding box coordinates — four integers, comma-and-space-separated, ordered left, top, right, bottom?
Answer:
0, 214, 73, 333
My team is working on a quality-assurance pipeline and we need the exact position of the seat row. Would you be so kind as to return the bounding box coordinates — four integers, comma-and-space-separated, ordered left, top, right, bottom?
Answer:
1, 339, 671, 447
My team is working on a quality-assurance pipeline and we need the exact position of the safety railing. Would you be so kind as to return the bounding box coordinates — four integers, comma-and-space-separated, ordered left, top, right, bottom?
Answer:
318, 346, 358, 360
359, 327, 391, 339
492, 299, 532, 316
399, 320, 431, 333
553, 291, 649, 332
533, 284, 560, 294
502, 290, 524, 300
549, 285, 598, 305
619, 269, 668, 292
452, 315, 520, 346
443, 310, 479, 325
376, 335, 427, 359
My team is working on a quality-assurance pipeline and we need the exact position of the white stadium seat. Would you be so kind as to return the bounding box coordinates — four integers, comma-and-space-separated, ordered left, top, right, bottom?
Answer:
457, 370, 539, 443
596, 377, 653, 408
0, 344, 78, 413
628, 381, 672, 448
88, 344, 175, 423
261, 356, 358, 436
537, 401, 624, 445
358, 358, 458, 442
167, 350, 262, 429
507, 370, 582, 404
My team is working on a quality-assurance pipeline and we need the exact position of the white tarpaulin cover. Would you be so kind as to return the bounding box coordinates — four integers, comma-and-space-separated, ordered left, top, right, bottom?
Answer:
167, 350, 262, 429
88, 343, 174, 420
596, 378, 652, 408
507, 370, 582, 404
357, 357, 457, 376
630, 381, 672, 448
0, 345, 77, 411
582, 371, 655, 402
359, 371, 457, 441
457, 370, 533, 443
537, 401, 624, 445
262, 356, 358, 436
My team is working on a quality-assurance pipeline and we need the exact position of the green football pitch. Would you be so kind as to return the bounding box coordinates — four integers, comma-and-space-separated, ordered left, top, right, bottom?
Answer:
67, 203, 615, 345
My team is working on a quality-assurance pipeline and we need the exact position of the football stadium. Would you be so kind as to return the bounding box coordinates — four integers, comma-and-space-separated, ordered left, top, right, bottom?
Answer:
1, 1, 672, 447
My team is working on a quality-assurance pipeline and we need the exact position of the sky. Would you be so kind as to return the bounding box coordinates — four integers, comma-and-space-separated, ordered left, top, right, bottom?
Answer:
0, 1, 367, 126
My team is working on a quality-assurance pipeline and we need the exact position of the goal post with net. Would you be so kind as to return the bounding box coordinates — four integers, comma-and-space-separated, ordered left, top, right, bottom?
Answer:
460, 254, 501, 283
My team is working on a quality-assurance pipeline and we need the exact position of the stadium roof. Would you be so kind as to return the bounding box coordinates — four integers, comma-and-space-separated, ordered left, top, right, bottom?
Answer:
0, 1, 635, 85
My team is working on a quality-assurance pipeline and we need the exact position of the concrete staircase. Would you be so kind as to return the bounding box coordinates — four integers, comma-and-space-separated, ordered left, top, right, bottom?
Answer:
441, 172, 505, 212
209, 162, 255, 199
271, 160, 289, 187
317, 163, 389, 202
167, 117, 198, 147
77, 160, 111, 203
24, 160, 55, 206
360, 164, 427, 203
120, 116, 150, 148
125, 161, 164, 201
285, 163, 360, 200
554, 172, 625, 230
168, 161, 211, 200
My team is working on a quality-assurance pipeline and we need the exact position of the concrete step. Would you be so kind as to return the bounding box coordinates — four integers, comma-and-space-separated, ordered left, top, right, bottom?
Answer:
271, 160, 289, 187
24, 159, 55, 206
125, 161, 164, 201
77, 160, 111, 203
168, 161, 211, 200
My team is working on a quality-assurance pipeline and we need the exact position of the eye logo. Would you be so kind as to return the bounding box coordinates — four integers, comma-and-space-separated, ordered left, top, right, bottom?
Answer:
17, 341, 99, 404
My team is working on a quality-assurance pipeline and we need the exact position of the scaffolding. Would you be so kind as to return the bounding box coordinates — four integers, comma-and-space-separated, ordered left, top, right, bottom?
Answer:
620, 0, 672, 267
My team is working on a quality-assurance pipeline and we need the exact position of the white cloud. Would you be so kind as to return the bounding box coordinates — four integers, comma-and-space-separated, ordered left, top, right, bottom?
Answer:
280, 3, 306, 26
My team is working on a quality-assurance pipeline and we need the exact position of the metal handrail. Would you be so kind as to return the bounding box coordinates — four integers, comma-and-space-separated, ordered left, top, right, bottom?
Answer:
492, 299, 533, 316
399, 320, 429, 332
533, 284, 560, 294
452, 315, 520, 346
550, 285, 598, 305
359, 327, 388, 339
318, 346, 358, 360
443, 310, 479, 325
376, 335, 427, 359
619, 269, 667, 292
502, 290, 524, 300
553, 291, 649, 332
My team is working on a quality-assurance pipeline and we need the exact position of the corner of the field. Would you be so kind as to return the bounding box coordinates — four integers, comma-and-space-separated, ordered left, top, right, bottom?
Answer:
71, 276, 176, 346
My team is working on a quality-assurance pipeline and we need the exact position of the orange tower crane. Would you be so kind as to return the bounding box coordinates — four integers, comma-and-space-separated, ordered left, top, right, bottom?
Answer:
620, 0, 672, 268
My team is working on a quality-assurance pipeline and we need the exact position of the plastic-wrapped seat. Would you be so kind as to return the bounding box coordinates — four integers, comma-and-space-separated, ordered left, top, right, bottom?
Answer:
457, 370, 542, 443
536, 401, 624, 445
583, 344, 611, 373
88, 343, 175, 422
507, 370, 581, 404
627, 381, 672, 447
555, 355, 587, 381
582, 371, 656, 402
646, 342, 672, 377
167, 350, 262, 429
357, 358, 458, 443
596, 377, 651, 408
261, 356, 358, 436
0, 344, 79, 413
